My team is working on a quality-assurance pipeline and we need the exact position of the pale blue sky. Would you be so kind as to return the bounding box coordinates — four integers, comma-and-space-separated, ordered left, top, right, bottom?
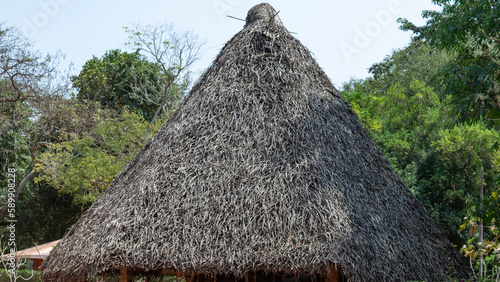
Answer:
1, 0, 438, 88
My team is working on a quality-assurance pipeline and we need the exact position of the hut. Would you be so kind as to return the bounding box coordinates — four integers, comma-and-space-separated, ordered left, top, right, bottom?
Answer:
41, 3, 468, 281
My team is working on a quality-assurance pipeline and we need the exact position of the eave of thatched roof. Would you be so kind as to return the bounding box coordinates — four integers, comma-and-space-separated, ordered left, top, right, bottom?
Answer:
41, 3, 467, 281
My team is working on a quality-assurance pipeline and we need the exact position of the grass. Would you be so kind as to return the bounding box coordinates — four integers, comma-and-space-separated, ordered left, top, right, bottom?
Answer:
0, 269, 41, 281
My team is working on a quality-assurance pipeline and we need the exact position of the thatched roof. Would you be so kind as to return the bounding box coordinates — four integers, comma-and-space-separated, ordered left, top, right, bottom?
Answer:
41, 3, 467, 281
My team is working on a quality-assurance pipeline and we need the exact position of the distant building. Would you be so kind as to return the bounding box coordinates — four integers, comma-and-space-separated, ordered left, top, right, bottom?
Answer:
2, 240, 60, 270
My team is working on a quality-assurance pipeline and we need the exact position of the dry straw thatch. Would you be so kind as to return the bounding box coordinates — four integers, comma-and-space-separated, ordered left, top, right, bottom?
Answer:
42, 3, 467, 281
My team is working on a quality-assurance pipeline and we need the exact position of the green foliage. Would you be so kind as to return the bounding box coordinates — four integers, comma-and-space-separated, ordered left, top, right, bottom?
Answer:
460, 216, 500, 278
0, 24, 85, 252
341, 39, 500, 248
416, 123, 500, 244
341, 83, 383, 132
368, 40, 450, 93
399, 0, 500, 128
453, 125, 500, 278
374, 80, 442, 169
73, 49, 182, 122
343, 32, 500, 279
397, 2, 500, 276
11, 181, 83, 250
0, 23, 186, 261
432, 124, 499, 184
0, 269, 40, 281
343, 75, 452, 192
382, 80, 440, 130
34, 109, 154, 205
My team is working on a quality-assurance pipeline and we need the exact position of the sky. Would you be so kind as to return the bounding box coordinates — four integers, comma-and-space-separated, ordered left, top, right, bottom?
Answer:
1, 0, 438, 88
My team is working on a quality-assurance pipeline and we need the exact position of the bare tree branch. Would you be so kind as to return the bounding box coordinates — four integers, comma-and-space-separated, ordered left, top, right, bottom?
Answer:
124, 23, 206, 140
0, 24, 76, 213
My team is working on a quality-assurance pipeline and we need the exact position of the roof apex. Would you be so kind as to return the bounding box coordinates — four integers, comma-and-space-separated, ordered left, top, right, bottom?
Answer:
245, 3, 283, 27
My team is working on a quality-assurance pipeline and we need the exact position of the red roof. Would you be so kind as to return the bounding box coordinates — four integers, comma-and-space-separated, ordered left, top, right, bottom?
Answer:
1, 240, 60, 260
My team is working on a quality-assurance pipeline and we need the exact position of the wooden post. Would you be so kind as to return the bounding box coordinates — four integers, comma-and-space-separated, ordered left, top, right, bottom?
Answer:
178, 270, 186, 281
325, 265, 339, 282
119, 267, 133, 282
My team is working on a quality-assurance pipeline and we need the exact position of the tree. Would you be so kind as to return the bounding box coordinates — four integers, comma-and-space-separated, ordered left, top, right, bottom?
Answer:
399, 3, 500, 274
342, 41, 454, 188
13, 180, 84, 250
416, 123, 500, 245
344, 78, 464, 245
32, 23, 204, 206
368, 40, 450, 93
73, 49, 177, 122
124, 22, 205, 139
43, 22, 205, 204
398, 0, 500, 128
341, 39, 500, 247
0, 24, 71, 213
0, 22, 202, 251
0, 24, 89, 251
34, 108, 166, 205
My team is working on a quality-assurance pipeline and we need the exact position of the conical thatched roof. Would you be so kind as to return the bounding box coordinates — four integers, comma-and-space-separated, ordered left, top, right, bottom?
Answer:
42, 3, 467, 281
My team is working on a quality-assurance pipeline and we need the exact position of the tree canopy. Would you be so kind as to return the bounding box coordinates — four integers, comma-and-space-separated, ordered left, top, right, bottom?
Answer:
396, 2, 500, 275
342, 17, 500, 275
398, 0, 500, 128
73, 49, 179, 122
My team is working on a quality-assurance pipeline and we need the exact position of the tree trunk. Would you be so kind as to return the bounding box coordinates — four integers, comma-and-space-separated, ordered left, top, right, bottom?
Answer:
0, 171, 37, 213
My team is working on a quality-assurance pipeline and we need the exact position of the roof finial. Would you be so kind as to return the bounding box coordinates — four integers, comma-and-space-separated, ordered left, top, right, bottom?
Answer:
245, 3, 283, 27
